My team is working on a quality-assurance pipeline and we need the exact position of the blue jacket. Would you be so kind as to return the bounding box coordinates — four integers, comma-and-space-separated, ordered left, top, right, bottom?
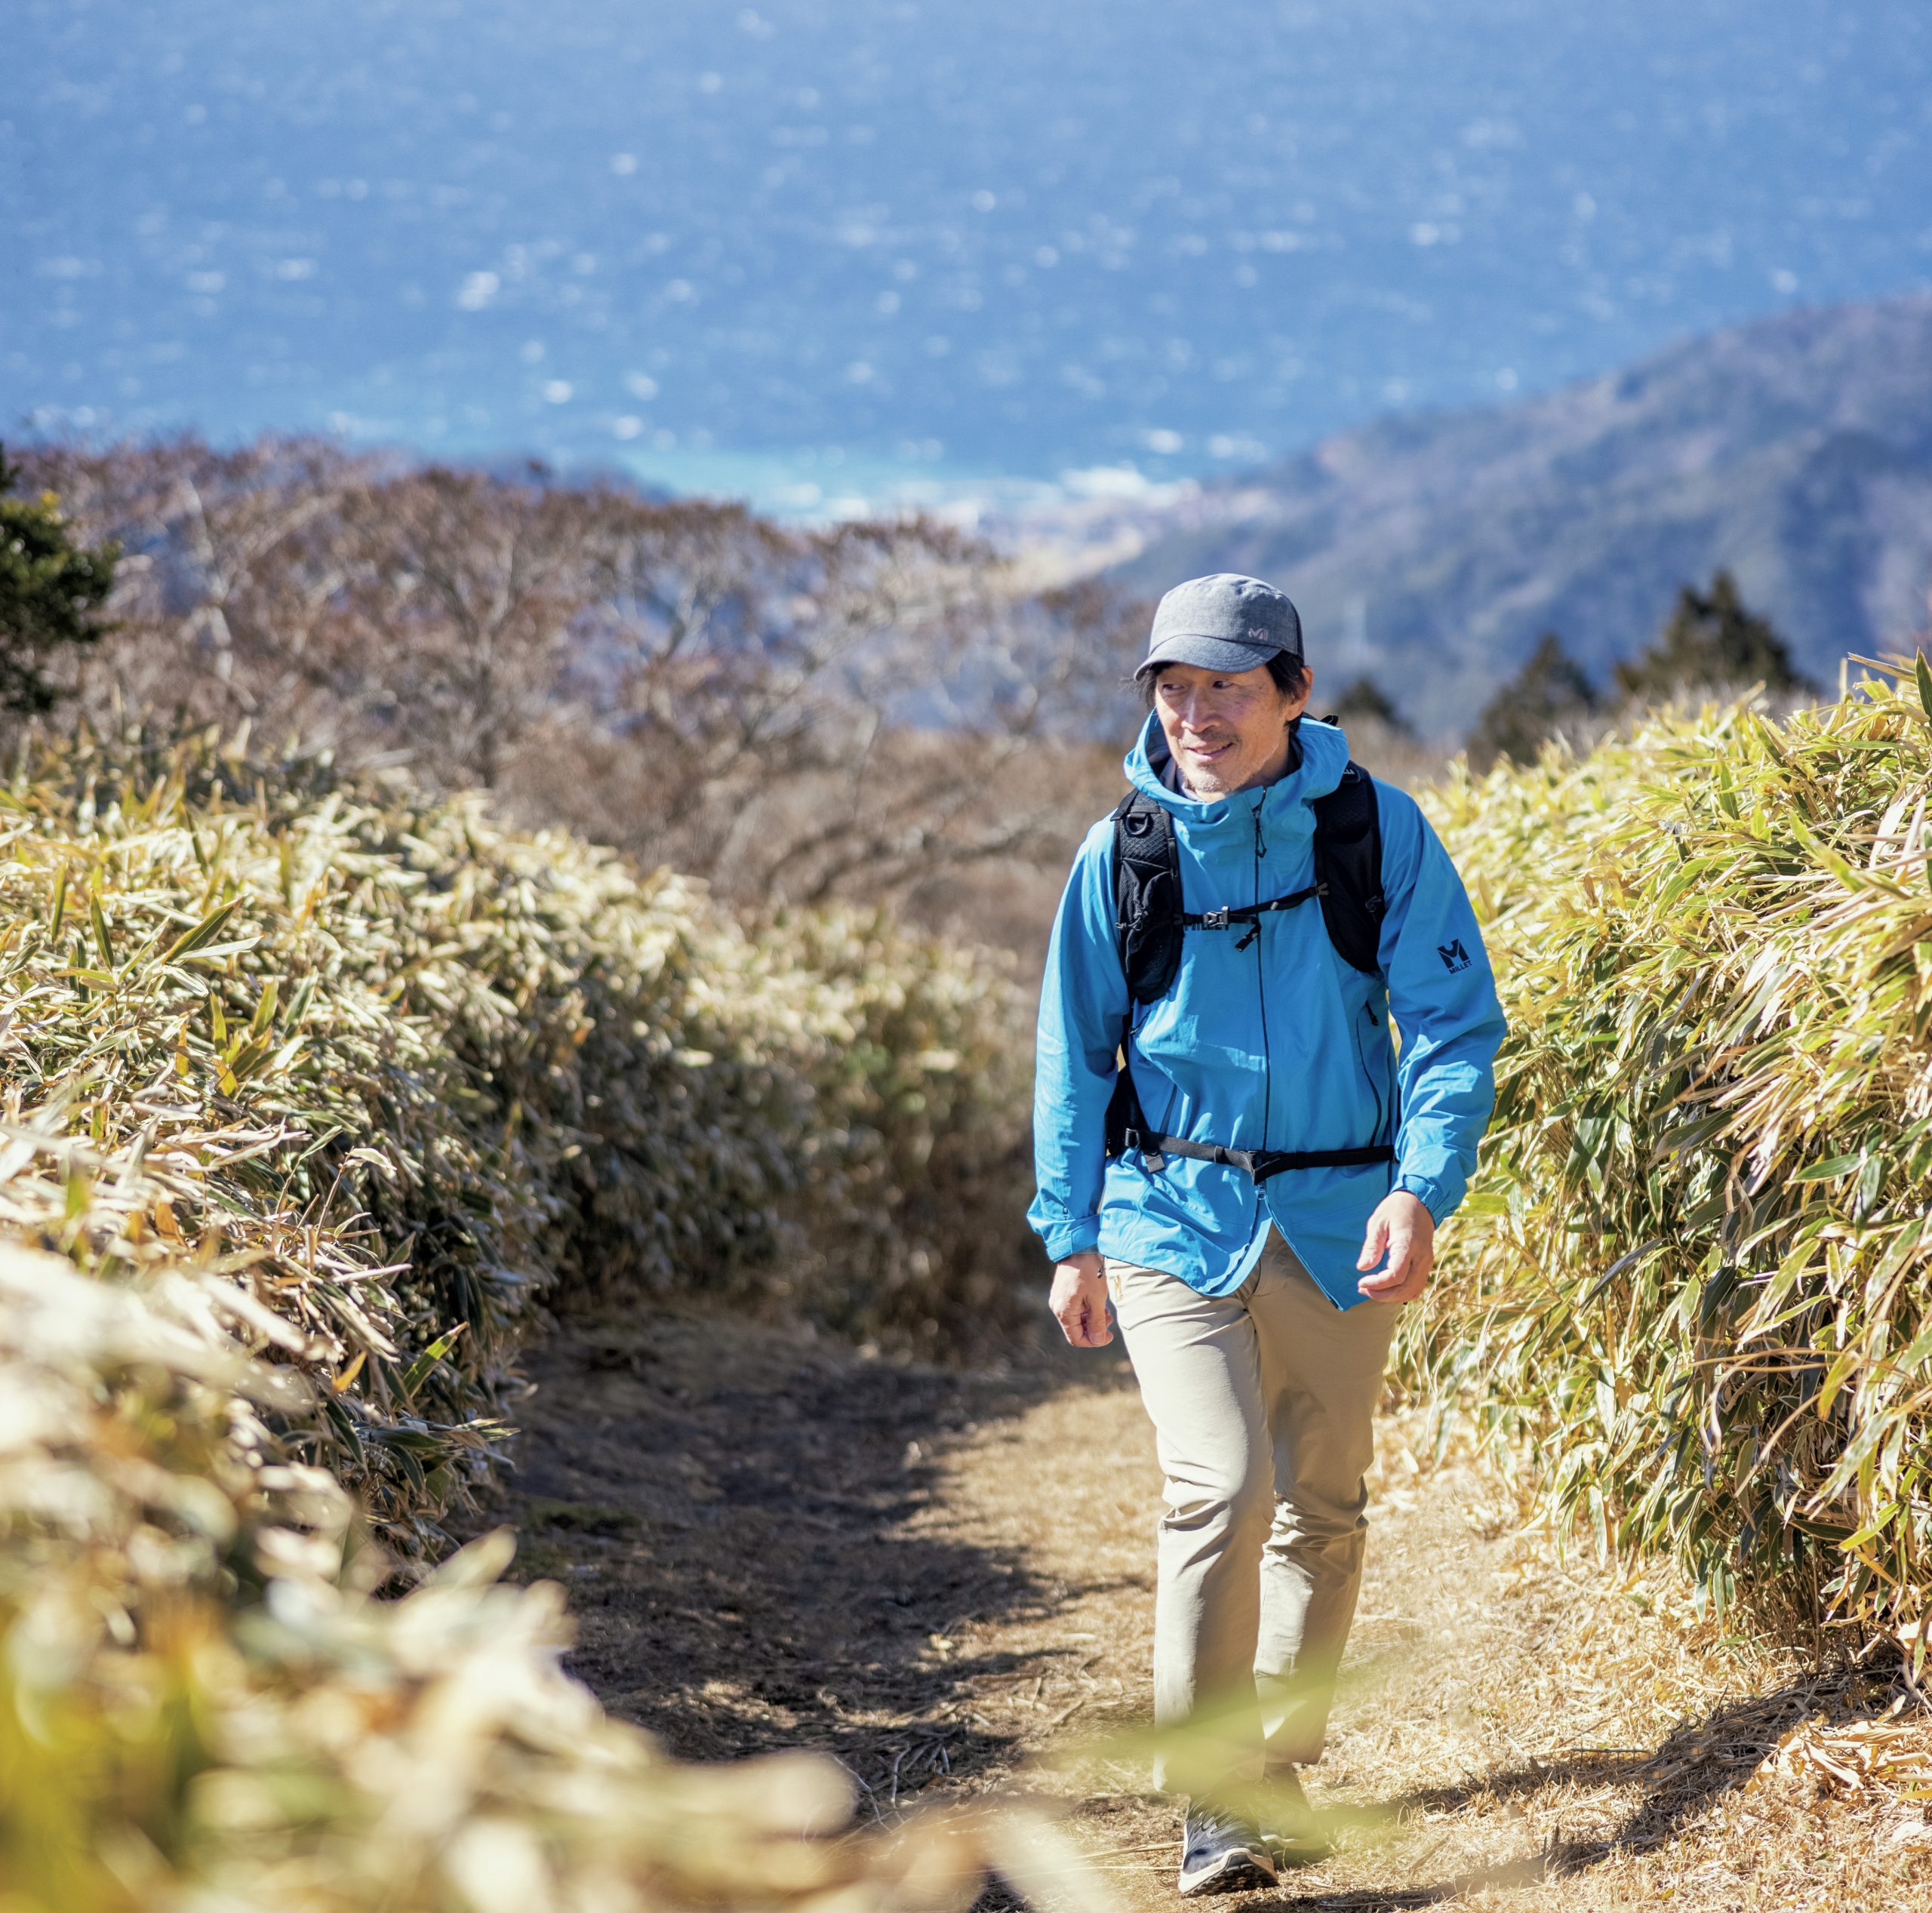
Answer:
1029, 714, 1505, 1309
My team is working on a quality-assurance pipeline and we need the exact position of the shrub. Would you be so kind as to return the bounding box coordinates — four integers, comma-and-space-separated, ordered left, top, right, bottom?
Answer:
1412, 666, 1932, 1637
0, 719, 1071, 1909
0, 445, 118, 713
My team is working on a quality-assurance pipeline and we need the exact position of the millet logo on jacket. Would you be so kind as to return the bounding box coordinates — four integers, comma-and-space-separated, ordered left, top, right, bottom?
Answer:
1437, 937, 1471, 973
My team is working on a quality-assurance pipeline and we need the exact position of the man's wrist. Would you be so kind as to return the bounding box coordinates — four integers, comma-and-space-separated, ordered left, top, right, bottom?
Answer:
1392, 1176, 1444, 1226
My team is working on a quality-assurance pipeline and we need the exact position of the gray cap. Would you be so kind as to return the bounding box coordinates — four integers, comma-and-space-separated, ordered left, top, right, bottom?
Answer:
1136, 573, 1303, 678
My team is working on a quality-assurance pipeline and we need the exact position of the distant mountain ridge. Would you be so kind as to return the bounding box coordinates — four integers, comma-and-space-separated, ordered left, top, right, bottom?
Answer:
1099, 294, 1932, 733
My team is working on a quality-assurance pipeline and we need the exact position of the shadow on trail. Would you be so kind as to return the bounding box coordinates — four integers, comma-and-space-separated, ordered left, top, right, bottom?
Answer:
1275, 1668, 1908, 1910
497, 1309, 1124, 1812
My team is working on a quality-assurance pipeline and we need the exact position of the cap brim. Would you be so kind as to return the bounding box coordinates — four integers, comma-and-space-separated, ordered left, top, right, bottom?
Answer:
1134, 632, 1292, 678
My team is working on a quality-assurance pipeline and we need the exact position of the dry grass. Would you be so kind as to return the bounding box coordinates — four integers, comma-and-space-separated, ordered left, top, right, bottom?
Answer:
945, 1401, 1932, 1908
496, 1306, 1932, 1909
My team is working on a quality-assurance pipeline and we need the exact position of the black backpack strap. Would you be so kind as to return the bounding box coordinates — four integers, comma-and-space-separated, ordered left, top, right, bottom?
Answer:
1181, 881, 1325, 952
1111, 790, 1184, 1004
1102, 1018, 1146, 1161
1311, 762, 1386, 976
1103, 790, 1183, 1160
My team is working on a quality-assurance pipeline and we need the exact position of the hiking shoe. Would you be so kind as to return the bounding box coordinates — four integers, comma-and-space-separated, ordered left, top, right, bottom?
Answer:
1177, 1806, 1278, 1896
1260, 1767, 1331, 1863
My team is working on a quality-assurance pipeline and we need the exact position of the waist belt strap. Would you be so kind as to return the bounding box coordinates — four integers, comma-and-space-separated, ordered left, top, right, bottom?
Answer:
1121, 1128, 1395, 1183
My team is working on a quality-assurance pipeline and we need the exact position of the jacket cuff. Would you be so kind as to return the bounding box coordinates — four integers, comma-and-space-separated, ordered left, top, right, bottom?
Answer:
1393, 1172, 1455, 1228
1040, 1216, 1103, 1261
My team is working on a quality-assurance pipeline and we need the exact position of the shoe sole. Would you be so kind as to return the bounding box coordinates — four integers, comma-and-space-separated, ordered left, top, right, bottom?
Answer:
1177, 1847, 1278, 1896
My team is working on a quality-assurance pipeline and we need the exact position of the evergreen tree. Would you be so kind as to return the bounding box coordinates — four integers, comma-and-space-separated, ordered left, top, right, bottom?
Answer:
1466, 632, 1598, 771
1327, 673, 1414, 737
0, 446, 118, 714
1612, 569, 1814, 705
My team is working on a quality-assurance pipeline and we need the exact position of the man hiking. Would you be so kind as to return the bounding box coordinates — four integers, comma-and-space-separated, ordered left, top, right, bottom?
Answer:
1030, 573, 1505, 1896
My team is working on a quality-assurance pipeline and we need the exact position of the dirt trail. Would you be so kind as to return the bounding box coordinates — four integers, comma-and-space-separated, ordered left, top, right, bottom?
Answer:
500, 1306, 1932, 1911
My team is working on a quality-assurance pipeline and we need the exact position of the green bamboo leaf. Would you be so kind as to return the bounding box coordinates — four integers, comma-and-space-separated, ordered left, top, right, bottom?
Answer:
89, 893, 114, 970
399, 1324, 467, 1401
1839, 1504, 1900, 1549
160, 898, 240, 967
1890, 1315, 1932, 1376
1578, 1237, 1666, 1309
1793, 1154, 1861, 1183
1786, 1513, 1856, 1542
1816, 1349, 1863, 1421
249, 977, 278, 1038
374, 1426, 455, 1457
1916, 649, 1932, 720
221, 1032, 275, 1087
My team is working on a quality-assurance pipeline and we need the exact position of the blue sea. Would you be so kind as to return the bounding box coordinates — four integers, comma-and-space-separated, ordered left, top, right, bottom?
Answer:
5, 0, 1929, 515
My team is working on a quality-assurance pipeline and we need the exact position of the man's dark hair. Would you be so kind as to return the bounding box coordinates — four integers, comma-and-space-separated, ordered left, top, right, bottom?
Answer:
1139, 650, 1307, 712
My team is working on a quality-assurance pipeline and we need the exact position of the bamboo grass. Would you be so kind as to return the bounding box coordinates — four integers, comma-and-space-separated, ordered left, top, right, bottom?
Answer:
0, 1237, 1094, 1912
0, 721, 1073, 1909
1414, 666, 1932, 1639
0, 721, 1032, 1552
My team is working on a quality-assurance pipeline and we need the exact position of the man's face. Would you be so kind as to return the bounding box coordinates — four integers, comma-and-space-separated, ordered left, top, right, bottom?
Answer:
1150, 660, 1312, 798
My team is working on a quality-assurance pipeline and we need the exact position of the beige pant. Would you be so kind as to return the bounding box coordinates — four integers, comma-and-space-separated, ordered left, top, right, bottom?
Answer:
1106, 1229, 1398, 1792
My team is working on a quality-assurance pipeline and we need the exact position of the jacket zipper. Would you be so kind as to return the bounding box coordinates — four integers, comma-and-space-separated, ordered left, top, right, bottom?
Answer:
1355, 999, 1386, 1139
1251, 798, 1270, 1234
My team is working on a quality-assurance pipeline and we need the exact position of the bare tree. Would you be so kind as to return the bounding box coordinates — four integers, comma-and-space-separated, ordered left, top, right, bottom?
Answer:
18, 435, 370, 730
11, 432, 1151, 950
512, 503, 1134, 906
324, 466, 598, 788
564, 492, 798, 862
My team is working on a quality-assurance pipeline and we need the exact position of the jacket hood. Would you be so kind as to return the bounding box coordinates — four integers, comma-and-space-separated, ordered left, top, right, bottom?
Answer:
1124, 711, 1351, 831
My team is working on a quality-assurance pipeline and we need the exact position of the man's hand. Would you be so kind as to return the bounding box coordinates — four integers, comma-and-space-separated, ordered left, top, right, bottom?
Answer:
1356, 1192, 1435, 1303
1049, 1250, 1114, 1347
